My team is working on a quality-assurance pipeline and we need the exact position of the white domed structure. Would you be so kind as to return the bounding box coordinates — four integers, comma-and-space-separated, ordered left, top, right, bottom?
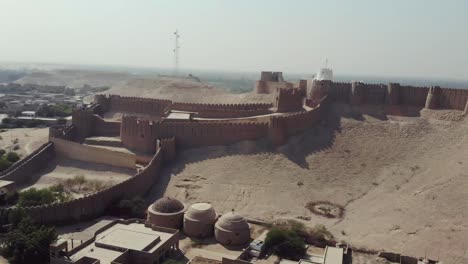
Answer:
147, 197, 186, 229
183, 203, 217, 238
214, 212, 250, 246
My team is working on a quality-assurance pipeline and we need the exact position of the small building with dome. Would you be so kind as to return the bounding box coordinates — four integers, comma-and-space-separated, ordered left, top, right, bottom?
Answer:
214, 211, 250, 246
147, 197, 186, 229
183, 203, 217, 238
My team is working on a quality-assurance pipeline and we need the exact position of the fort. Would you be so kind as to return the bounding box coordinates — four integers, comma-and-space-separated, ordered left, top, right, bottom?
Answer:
0, 75, 466, 226
0, 73, 466, 263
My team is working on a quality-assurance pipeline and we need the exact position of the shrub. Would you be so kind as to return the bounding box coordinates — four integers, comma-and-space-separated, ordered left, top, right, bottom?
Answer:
17, 188, 56, 207
0, 159, 13, 172
17, 187, 70, 207
5, 152, 20, 163
265, 227, 306, 260
0, 149, 6, 157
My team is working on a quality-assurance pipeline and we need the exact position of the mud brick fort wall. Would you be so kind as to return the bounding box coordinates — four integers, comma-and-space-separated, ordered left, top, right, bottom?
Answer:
51, 137, 136, 169
170, 102, 273, 118
0, 142, 55, 189
309, 80, 468, 111
95, 94, 172, 116
0, 138, 168, 225
120, 116, 269, 152
275, 87, 306, 112
95, 94, 274, 118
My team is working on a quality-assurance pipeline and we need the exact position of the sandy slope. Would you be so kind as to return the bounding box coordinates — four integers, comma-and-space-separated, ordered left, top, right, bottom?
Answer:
148, 104, 467, 262
106, 76, 273, 104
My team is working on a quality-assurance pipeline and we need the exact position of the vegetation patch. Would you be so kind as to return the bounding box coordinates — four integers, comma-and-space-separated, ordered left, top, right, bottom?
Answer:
305, 201, 345, 219
17, 186, 71, 207
0, 150, 21, 172
1, 214, 56, 264
265, 226, 306, 260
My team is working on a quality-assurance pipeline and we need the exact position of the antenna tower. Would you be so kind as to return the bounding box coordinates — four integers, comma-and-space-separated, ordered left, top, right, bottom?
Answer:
173, 30, 180, 76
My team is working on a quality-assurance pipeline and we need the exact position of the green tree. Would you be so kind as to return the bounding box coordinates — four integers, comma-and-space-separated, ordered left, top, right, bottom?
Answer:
265, 227, 306, 260
2, 217, 57, 264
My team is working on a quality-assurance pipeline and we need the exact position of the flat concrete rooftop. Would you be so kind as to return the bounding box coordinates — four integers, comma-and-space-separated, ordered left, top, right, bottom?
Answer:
70, 222, 175, 264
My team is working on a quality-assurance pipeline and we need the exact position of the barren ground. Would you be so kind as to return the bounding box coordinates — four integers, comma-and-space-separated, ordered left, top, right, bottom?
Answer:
21, 157, 135, 197
0, 127, 49, 156
148, 104, 468, 262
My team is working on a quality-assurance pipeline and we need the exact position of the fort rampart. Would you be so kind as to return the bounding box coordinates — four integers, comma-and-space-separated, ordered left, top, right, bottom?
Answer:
0, 142, 55, 188
275, 87, 306, 112
0, 141, 167, 225
95, 94, 274, 118
309, 80, 468, 111
120, 116, 269, 152
170, 102, 273, 118
51, 137, 136, 169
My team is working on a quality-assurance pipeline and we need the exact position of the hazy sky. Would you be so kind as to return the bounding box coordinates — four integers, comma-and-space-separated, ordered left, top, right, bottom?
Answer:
1, 0, 468, 79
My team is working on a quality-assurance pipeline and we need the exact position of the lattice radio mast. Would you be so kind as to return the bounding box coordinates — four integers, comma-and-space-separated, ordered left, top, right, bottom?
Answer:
173, 30, 180, 76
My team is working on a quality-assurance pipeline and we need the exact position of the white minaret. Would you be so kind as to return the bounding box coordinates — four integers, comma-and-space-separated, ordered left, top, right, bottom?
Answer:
315, 59, 333, 81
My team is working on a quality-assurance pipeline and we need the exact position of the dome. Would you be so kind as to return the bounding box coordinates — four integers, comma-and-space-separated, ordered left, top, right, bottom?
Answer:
185, 203, 216, 223
215, 212, 249, 232
152, 197, 185, 214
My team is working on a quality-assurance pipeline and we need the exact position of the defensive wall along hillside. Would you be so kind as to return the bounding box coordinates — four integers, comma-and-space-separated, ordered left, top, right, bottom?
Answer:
95, 94, 274, 118
0, 142, 55, 189
0, 135, 175, 225
51, 137, 136, 169
309, 80, 468, 112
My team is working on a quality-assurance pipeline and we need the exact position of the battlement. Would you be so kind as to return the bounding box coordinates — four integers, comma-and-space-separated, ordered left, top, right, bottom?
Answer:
275, 87, 306, 112
310, 80, 468, 111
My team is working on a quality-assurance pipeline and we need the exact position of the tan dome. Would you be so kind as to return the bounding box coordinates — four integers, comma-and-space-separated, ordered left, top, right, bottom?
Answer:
152, 197, 185, 214
215, 212, 249, 232
185, 203, 217, 223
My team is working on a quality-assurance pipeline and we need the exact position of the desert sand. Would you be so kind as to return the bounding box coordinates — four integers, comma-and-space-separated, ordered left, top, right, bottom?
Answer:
0, 127, 49, 156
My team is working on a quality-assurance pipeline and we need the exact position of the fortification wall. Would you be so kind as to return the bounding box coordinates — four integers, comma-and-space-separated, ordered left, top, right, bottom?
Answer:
438, 87, 468, 110
94, 94, 172, 116
269, 100, 324, 145
170, 102, 273, 118
275, 88, 305, 112
1, 149, 164, 225
51, 138, 135, 169
49, 125, 76, 141
256, 81, 294, 94
328, 82, 352, 102
121, 116, 269, 152
93, 115, 120, 137
0, 142, 55, 188
72, 109, 95, 140
312, 80, 468, 110
398, 85, 429, 107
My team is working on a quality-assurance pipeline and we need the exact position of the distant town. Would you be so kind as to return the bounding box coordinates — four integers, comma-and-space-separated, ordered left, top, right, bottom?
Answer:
0, 83, 109, 128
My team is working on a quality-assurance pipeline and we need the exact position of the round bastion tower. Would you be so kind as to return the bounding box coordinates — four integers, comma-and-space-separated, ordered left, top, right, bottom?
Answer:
147, 197, 186, 229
